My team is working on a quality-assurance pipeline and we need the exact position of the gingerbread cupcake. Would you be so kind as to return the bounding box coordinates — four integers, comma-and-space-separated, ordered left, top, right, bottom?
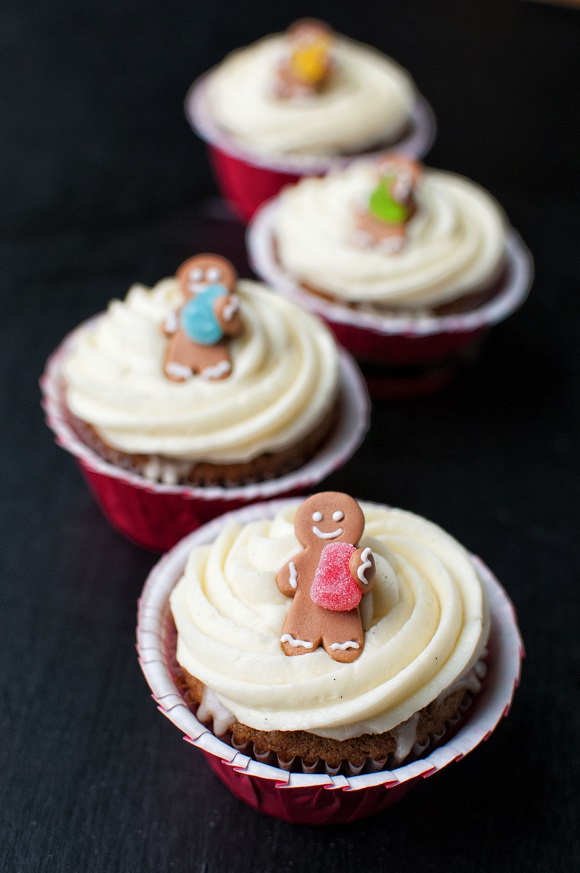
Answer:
186, 21, 435, 220
41, 257, 369, 550
137, 494, 523, 822
248, 156, 533, 396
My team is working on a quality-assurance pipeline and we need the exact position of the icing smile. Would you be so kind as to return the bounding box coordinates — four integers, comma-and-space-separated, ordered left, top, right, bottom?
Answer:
312, 525, 343, 539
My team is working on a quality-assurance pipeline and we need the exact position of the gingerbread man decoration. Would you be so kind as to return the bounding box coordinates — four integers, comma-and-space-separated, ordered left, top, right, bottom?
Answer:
353, 156, 422, 254
274, 19, 334, 100
162, 254, 243, 382
276, 492, 375, 664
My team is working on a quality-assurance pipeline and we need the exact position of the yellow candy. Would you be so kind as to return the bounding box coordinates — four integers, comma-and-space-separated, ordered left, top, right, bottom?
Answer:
290, 41, 329, 85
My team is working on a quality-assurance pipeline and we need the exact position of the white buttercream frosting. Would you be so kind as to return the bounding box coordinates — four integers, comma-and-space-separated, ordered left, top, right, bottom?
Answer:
62, 279, 339, 463
171, 502, 490, 741
206, 33, 417, 156
274, 163, 508, 309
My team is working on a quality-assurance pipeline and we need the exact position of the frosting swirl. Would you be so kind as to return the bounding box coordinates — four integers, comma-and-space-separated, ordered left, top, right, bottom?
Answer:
206, 34, 417, 156
171, 503, 490, 740
275, 163, 508, 309
62, 280, 339, 463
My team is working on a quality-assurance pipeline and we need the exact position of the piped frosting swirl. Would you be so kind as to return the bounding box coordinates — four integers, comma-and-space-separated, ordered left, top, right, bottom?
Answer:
62, 280, 339, 463
206, 33, 417, 156
171, 502, 490, 740
274, 162, 508, 309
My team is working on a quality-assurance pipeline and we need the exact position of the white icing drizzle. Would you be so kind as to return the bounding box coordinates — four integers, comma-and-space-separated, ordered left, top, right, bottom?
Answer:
391, 712, 420, 763
281, 634, 313, 649
200, 360, 231, 380
206, 266, 222, 282
222, 296, 239, 321
142, 457, 194, 485
329, 640, 360, 651
312, 525, 343, 539
357, 547, 372, 584
164, 311, 178, 334
142, 458, 161, 481
165, 361, 192, 380
197, 686, 234, 737
288, 561, 298, 590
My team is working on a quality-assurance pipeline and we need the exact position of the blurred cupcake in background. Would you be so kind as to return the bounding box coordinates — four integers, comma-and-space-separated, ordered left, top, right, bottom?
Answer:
186, 20, 435, 220
248, 156, 533, 397
41, 255, 369, 551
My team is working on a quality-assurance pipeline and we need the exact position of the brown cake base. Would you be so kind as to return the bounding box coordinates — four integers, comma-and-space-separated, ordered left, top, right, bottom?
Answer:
69, 406, 336, 487
176, 669, 468, 769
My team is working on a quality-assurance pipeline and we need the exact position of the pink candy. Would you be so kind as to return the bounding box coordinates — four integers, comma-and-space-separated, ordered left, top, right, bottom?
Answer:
310, 542, 362, 612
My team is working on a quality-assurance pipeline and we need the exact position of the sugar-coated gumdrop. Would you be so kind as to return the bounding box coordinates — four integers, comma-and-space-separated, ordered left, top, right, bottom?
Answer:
180, 285, 226, 346
290, 43, 328, 85
369, 178, 410, 225
310, 542, 361, 612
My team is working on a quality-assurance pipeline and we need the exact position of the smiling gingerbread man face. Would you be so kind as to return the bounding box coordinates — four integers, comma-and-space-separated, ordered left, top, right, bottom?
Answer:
176, 254, 237, 300
294, 492, 365, 550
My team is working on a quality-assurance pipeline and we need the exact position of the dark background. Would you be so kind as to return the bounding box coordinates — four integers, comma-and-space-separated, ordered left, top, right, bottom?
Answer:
1, 1, 579, 870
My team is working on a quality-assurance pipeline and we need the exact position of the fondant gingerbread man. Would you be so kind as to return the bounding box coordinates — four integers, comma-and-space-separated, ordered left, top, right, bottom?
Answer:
162, 254, 243, 382
354, 156, 422, 254
274, 19, 334, 100
276, 492, 375, 663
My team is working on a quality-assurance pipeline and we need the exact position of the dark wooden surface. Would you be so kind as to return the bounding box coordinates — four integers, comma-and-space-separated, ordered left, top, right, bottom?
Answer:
1, 1, 579, 870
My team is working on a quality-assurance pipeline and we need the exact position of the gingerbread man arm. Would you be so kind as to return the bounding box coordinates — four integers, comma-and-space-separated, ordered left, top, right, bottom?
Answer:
162, 307, 181, 337
276, 560, 299, 598
349, 547, 375, 593
213, 294, 243, 337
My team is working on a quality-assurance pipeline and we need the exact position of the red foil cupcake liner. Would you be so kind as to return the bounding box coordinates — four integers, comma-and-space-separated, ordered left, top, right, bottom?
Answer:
247, 198, 534, 398
40, 321, 370, 552
136, 500, 523, 825
185, 73, 436, 222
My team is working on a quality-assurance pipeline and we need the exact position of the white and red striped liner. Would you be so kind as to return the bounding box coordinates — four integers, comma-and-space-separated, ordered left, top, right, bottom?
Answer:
137, 500, 523, 794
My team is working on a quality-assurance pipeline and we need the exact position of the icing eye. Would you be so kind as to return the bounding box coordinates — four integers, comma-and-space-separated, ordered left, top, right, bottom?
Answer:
332, 510, 344, 522
206, 266, 222, 282
189, 268, 203, 281
312, 511, 323, 522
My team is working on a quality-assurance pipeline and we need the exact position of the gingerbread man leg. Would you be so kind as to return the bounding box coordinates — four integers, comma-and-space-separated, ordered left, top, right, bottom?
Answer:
194, 340, 232, 381
164, 330, 198, 382
164, 334, 232, 382
280, 594, 325, 656
354, 210, 406, 253
321, 609, 364, 664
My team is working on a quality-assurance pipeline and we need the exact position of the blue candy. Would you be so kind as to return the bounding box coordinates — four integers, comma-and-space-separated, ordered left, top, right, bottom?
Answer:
180, 285, 226, 346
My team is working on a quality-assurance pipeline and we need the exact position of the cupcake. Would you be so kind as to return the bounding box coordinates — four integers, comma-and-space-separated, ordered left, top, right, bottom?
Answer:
41, 256, 369, 551
186, 20, 435, 220
137, 494, 523, 823
248, 155, 533, 397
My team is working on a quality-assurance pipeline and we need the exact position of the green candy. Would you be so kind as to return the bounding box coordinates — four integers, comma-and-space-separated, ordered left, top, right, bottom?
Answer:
368, 177, 409, 224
